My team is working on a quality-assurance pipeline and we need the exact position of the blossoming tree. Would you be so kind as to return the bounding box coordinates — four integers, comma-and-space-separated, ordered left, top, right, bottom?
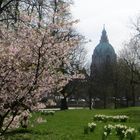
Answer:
0, 0, 86, 134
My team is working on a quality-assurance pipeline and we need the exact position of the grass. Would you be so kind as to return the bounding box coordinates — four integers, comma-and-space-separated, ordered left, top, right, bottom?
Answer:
2, 107, 140, 140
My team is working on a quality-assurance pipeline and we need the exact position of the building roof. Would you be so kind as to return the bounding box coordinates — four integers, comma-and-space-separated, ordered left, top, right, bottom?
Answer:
93, 27, 116, 57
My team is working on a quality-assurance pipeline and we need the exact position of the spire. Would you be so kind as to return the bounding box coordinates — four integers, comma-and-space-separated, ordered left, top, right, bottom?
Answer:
103, 24, 105, 30
100, 25, 109, 43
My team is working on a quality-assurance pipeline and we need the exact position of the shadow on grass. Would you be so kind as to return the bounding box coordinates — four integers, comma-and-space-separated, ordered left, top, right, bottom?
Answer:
4, 128, 53, 137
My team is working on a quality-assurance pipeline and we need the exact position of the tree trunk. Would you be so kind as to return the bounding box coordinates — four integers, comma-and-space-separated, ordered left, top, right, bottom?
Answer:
114, 81, 118, 109
131, 84, 135, 106
103, 92, 106, 109
88, 82, 93, 110
89, 92, 92, 110
126, 97, 129, 107
131, 65, 136, 107
114, 97, 117, 109
60, 97, 68, 110
125, 90, 129, 107
113, 87, 118, 109
0, 117, 4, 134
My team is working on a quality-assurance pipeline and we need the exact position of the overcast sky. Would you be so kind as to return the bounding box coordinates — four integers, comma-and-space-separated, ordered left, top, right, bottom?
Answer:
71, 0, 140, 59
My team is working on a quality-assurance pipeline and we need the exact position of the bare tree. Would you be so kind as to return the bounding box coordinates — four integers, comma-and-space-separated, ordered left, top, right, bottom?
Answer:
119, 16, 140, 106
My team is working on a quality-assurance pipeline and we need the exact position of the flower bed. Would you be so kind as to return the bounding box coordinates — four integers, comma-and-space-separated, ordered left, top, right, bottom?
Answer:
84, 114, 137, 140
102, 124, 137, 140
84, 122, 96, 134
93, 114, 129, 122
40, 110, 55, 115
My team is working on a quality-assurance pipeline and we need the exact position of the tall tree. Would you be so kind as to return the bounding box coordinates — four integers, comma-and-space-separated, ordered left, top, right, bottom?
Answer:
0, 0, 85, 134
119, 16, 140, 106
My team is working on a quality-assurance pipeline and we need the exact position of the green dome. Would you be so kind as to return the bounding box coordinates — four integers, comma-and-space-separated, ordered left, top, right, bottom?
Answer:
90, 27, 117, 76
94, 42, 116, 57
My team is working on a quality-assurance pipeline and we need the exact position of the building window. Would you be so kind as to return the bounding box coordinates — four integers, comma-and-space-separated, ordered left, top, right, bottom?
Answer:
106, 55, 111, 64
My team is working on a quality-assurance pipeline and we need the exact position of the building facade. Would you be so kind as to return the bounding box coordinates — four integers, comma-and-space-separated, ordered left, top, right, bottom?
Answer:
90, 27, 117, 108
90, 27, 117, 79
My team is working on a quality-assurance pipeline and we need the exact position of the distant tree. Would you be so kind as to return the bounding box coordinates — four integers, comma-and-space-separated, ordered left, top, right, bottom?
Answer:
120, 43, 139, 106
54, 43, 87, 110
60, 76, 87, 110
113, 58, 132, 108
90, 57, 115, 109
119, 16, 140, 106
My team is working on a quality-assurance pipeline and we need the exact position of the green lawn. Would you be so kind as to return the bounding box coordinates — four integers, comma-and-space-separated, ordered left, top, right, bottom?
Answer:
2, 107, 140, 140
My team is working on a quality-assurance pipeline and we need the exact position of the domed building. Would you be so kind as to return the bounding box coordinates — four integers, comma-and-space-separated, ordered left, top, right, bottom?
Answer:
89, 27, 117, 108
90, 27, 117, 79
